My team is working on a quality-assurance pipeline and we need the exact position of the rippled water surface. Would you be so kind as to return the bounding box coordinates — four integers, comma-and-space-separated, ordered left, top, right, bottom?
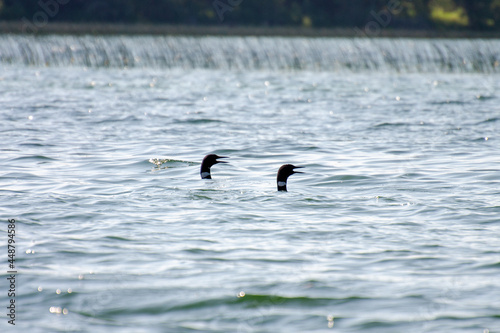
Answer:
1, 36, 500, 333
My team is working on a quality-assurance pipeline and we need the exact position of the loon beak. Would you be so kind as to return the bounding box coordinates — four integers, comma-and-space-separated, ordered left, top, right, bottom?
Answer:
216, 156, 229, 164
293, 166, 304, 174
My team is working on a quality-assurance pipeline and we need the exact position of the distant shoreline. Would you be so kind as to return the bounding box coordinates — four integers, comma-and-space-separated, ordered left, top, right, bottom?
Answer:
1, 21, 500, 38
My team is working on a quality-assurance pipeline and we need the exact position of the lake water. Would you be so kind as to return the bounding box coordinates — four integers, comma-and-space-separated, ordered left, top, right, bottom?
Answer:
1, 35, 500, 332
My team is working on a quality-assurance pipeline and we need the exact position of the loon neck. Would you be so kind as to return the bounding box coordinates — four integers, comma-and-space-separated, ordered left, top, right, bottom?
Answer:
277, 181, 287, 192
200, 167, 212, 179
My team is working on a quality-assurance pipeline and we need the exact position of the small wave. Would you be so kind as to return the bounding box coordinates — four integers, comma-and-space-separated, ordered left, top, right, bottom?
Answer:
235, 293, 373, 308
163, 293, 370, 313
472, 137, 494, 142
477, 117, 500, 124
148, 158, 197, 168
373, 122, 409, 128
173, 118, 225, 124
103, 236, 133, 242
475, 95, 495, 101
11, 155, 57, 162
90, 115, 141, 124
19, 142, 55, 147
429, 100, 467, 105
475, 261, 500, 269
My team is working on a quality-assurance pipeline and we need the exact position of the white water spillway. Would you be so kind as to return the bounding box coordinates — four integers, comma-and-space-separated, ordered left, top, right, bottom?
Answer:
1, 35, 500, 73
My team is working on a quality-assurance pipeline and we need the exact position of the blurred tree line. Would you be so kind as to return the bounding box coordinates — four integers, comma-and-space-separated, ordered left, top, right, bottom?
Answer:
0, 0, 498, 30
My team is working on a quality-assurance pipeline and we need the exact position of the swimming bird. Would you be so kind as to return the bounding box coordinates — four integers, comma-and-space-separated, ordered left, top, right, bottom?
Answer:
277, 164, 304, 191
200, 154, 228, 179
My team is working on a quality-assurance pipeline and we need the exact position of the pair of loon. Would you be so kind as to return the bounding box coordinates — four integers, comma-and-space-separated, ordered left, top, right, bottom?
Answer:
200, 154, 303, 192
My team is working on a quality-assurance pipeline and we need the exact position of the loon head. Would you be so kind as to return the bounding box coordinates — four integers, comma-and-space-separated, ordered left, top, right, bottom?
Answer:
200, 154, 228, 179
277, 164, 304, 191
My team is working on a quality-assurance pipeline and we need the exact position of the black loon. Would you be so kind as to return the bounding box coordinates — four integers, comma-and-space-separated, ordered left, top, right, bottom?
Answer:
200, 154, 228, 179
277, 164, 304, 191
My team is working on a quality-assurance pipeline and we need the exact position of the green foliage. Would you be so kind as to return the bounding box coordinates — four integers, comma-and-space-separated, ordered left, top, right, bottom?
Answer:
431, 5, 469, 26
0, 0, 498, 30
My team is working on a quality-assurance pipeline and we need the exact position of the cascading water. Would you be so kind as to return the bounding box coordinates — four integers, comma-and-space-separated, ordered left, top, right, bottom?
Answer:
0, 35, 499, 73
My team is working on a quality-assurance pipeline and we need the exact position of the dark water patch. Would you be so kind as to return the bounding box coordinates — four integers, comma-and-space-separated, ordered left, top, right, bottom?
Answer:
11, 216, 44, 226
110, 296, 238, 314
56, 249, 108, 258
89, 115, 141, 124
374, 196, 399, 203
474, 261, 500, 270
472, 137, 493, 142
182, 248, 226, 255
397, 173, 426, 179
429, 100, 467, 105
103, 236, 134, 242
189, 193, 214, 201
238, 257, 306, 264
373, 122, 410, 128
173, 118, 226, 124
477, 117, 500, 124
294, 145, 321, 151
0, 148, 20, 153
386, 150, 413, 155
301, 196, 332, 203
482, 205, 500, 213
389, 221, 421, 227
48, 213, 104, 223
19, 142, 56, 148
355, 320, 406, 330
10, 155, 57, 162
380, 249, 415, 255
325, 174, 372, 182
371, 256, 444, 266
237, 294, 368, 307
475, 95, 496, 101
